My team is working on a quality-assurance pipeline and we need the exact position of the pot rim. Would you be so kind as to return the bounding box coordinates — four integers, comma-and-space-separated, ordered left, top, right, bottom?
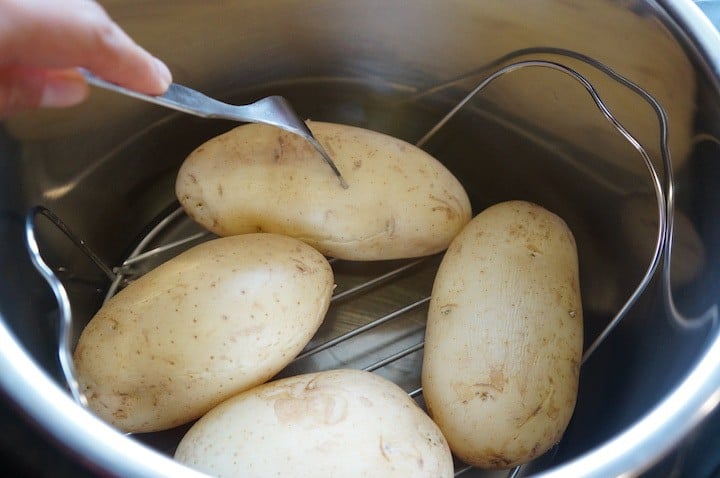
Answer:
1, 1, 719, 477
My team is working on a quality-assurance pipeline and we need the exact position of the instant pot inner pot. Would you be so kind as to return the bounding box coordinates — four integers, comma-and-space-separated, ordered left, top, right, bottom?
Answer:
16, 75, 706, 475
3, 1, 719, 476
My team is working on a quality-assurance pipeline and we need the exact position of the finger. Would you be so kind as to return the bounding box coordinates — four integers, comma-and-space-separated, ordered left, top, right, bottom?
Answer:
0, 0, 171, 95
0, 65, 88, 117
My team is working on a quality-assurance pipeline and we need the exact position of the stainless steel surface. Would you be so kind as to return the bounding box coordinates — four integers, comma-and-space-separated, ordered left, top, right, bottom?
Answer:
1, 0, 720, 477
28, 56, 676, 477
82, 70, 348, 188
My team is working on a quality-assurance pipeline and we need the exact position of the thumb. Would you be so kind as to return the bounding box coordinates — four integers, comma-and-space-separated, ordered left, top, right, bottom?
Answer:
0, 66, 88, 117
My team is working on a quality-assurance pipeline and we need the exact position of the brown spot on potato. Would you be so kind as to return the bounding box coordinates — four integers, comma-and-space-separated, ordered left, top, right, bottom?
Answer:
323, 209, 338, 223
478, 391, 493, 401
275, 135, 286, 162
379, 436, 391, 462
292, 258, 312, 274
517, 387, 556, 428
530, 442, 542, 457
453, 382, 500, 403
304, 376, 320, 391
273, 393, 348, 426
482, 451, 513, 468
546, 401, 561, 420
488, 366, 507, 392
527, 243, 542, 257
429, 194, 458, 220
450, 242, 463, 256
439, 304, 457, 316
385, 216, 396, 238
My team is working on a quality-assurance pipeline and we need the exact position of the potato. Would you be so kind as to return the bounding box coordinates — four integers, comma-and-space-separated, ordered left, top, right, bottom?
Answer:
175, 121, 471, 260
422, 200, 583, 468
74, 233, 334, 433
174, 369, 453, 478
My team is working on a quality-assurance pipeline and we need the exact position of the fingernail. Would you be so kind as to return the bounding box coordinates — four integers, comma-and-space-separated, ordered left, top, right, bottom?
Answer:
39, 77, 88, 108
153, 57, 172, 90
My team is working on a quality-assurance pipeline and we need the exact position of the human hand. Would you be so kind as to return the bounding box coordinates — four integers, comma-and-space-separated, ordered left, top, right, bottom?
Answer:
0, 0, 172, 117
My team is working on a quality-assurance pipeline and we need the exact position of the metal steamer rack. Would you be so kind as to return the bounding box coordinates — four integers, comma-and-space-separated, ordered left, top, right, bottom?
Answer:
25, 49, 716, 477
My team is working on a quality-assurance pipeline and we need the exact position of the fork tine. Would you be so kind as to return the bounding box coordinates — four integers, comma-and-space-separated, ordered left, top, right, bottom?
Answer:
236, 96, 349, 188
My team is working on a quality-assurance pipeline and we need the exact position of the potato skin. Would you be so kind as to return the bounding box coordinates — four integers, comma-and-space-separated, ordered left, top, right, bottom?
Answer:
175, 121, 471, 260
422, 201, 582, 468
175, 369, 453, 478
74, 234, 334, 433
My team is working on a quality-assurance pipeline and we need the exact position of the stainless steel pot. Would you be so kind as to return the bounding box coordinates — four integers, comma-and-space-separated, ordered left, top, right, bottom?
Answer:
0, 0, 719, 476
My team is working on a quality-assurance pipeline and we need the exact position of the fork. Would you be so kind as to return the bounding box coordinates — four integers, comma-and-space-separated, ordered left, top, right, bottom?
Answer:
81, 70, 348, 189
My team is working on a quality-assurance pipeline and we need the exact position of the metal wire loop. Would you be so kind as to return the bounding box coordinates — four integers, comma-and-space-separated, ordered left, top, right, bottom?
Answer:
24, 206, 91, 407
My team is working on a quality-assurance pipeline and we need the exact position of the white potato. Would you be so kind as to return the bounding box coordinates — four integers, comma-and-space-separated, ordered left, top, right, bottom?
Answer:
175, 121, 471, 260
422, 200, 583, 468
74, 233, 334, 433
175, 369, 453, 478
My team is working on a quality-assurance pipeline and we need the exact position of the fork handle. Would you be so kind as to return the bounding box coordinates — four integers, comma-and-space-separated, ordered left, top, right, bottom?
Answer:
80, 69, 231, 119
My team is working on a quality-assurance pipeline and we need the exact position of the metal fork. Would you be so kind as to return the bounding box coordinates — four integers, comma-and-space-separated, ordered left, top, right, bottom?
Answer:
81, 70, 348, 188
